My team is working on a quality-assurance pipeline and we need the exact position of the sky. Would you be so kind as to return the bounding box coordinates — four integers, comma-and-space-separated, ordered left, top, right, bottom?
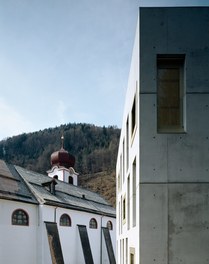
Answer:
0, 0, 208, 140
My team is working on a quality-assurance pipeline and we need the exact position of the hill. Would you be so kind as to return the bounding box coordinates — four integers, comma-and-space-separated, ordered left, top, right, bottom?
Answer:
0, 123, 120, 207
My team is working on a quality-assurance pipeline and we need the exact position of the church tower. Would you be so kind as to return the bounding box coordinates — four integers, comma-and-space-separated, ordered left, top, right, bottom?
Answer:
47, 135, 79, 186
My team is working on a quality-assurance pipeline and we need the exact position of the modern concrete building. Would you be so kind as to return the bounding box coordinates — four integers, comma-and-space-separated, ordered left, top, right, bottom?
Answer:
116, 6, 209, 264
0, 144, 116, 264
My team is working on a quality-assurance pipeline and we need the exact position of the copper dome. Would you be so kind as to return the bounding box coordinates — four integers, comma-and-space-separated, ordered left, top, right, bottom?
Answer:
51, 147, 75, 168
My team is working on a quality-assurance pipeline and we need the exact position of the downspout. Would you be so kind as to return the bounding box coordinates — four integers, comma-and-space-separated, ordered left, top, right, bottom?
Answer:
54, 207, 58, 223
100, 214, 104, 264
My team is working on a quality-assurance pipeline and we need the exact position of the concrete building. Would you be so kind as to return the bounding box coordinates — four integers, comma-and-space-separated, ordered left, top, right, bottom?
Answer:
116, 6, 209, 264
0, 143, 116, 264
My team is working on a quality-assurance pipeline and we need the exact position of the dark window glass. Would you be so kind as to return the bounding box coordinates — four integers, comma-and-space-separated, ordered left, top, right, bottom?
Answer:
89, 218, 97, 229
106, 220, 113, 230
68, 176, 73, 184
131, 97, 136, 134
12, 209, 29, 226
60, 214, 71, 226
157, 56, 185, 132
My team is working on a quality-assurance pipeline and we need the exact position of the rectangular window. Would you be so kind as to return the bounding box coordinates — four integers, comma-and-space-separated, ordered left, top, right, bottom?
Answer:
127, 175, 130, 230
117, 172, 120, 191
131, 96, 136, 135
157, 55, 185, 132
120, 154, 122, 188
130, 247, 135, 264
122, 195, 126, 223
126, 238, 128, 264
132, 158, 136, 227
118, 201, 121, 235
122, 139, 125, 183
126, 117, 129, 171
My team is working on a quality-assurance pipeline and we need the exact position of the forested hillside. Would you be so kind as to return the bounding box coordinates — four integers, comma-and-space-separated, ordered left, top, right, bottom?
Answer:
0, 123, 120, 206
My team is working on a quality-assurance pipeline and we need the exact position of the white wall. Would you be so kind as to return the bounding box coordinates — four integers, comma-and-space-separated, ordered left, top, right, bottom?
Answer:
42, 205, 116, 264
0, 199, 38, 264
116, 16, 140, 264
0, 199, 116, 264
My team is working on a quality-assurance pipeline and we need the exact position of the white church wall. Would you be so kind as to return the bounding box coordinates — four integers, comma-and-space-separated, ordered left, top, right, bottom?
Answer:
0, 199, 38, 264
41, 205, 116, 263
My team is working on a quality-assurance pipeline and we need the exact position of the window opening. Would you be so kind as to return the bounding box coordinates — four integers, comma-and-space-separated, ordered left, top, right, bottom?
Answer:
126, 117, 129, 171
130, 248, 135, 264
68, 176, 73, 184
157, 55, 185, 132
106, 220, 113, 230
60, 214, 71, 226
89, 218, 97, 229
122, 196, 126, 223
132, 158, 136, 227
131, 96, 136, 135
12, 209, 29, 226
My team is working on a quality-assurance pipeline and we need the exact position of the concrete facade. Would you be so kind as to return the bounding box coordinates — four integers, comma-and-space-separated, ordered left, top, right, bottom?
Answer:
116, 7, 209, 264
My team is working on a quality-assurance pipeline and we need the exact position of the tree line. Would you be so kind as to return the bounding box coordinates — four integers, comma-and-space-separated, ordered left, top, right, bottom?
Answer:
0, 123, 120, 206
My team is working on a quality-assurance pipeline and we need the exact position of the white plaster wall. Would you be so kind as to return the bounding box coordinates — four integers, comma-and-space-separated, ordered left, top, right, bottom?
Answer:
42, 205, 116, 264
48, 166, 78, 185
48, 166, 64, 181
116, 16, 140, 264
0, 199, 38, 264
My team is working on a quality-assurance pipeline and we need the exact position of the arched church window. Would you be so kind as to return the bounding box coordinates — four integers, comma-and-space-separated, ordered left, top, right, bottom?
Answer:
60, 214, 71, 226
106, 220, 113, 230
68, 176, 73, 184
89, 218, 97, 229
12, 209, 29, 226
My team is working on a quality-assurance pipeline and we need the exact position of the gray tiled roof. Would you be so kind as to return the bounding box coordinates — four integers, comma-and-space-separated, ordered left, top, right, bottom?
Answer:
0, 160, 38, 204
15, 165, 116, 217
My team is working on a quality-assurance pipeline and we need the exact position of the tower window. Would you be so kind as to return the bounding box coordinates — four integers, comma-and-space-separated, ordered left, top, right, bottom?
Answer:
68, 176, 73, 184
12, 209, 29, 226
60, 214, 71, 226
89, 218, 97, 229
157, 55, 185, 132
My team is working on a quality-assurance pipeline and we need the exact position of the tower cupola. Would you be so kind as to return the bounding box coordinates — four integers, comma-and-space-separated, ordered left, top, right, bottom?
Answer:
47, 135, 78, 186
50, 135, 75, 168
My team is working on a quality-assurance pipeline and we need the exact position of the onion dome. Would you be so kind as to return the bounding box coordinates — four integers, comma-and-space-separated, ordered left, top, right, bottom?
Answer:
50, 136, 75, 168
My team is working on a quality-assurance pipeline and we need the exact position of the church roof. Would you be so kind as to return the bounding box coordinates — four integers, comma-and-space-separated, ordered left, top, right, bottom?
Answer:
0, 160, 38, 204
0, 160, 115, 217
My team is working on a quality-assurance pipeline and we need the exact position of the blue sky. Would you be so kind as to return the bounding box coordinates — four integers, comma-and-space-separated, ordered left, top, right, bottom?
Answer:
0, 0, 208, 140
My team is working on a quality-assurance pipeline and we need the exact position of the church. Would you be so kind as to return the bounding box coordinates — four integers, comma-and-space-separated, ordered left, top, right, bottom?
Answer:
0, 138, 116, 264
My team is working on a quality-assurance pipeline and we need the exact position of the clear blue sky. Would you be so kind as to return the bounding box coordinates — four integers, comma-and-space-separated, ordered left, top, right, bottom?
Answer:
0, 0, 208, 140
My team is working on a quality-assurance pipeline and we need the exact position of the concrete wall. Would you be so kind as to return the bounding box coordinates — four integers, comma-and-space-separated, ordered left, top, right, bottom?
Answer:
139, 7, 209, 264
117, 6, 209, 264
140, 7, 209, 183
